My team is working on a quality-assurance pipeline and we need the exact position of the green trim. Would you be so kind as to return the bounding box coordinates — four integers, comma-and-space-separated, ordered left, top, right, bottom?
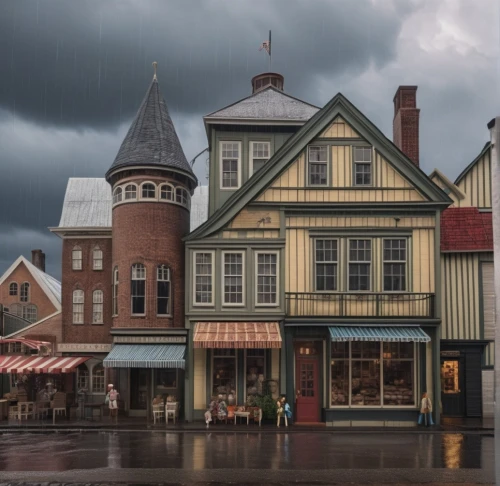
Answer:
479, 252, 494, 262
250, 202, 451, 210
186, 239, 285, 249
187, 93, 452, 241
308, 228, 412, 236
455, 141, 491, 185
249, 186, 420, 191
309, 138, 365, 144
434, 210, 441, 319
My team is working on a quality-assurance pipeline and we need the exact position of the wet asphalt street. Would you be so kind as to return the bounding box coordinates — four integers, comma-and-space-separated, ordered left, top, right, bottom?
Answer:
0, 431, 494, 485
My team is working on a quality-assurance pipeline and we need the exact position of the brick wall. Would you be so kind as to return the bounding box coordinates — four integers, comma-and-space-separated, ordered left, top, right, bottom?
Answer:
0, 261, 58, 320
62, 238, 113, 344
393, 86, 420, 167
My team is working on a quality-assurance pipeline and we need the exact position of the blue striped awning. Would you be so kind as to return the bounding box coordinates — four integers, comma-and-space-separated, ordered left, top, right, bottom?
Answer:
329, 326, 430, 343
103, 345, 186, 369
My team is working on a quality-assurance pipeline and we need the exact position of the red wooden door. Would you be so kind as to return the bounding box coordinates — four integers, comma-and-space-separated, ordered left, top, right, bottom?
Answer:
295, 358, 319, 422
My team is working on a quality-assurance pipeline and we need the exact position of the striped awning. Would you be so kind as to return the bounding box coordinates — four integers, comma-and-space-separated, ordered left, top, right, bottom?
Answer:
103, 345, 186, 369
0, 355, 90, 374
193, 322, 282, 349
329, 326, 431, 343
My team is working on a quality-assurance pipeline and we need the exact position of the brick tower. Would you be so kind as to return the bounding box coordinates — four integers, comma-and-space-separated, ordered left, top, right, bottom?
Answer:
105, 65, 197, 331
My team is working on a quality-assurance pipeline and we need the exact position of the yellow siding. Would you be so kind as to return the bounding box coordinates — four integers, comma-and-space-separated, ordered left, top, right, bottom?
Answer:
193, 348, 207, 410
456, 149, 492, 208
229, 209, 280, 229
319, 116, 361, 138
430, 174, 460, 207
220, 230, 279, 239
286, 215, 435, 229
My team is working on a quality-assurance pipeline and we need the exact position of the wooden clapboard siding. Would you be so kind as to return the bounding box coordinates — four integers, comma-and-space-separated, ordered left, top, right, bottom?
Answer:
220, 230, 280, 239
286, 215, 435, 228
482, 369, 494, 418
456, 149, 492, 208
441, 253, 481, 340
319, 116, 361, 138
193, 348, 207, 410
228, 209, 280, 229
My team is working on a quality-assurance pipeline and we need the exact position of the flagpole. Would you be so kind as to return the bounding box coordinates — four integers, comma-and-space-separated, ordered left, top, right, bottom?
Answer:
269, 30, 272, 71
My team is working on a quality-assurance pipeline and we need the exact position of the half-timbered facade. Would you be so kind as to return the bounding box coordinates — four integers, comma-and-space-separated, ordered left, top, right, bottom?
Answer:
185, 79, 451, 426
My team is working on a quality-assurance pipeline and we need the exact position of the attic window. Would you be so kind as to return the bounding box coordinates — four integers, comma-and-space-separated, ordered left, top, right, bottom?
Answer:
308, 146, 328, 186
9, 282, 18, 296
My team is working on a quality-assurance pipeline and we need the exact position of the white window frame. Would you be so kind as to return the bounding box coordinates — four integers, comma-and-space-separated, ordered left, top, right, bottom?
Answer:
140, 181, 157, 200
124, 183, 138, 200
219, 141, 242, 190
20, 282, 30, 303
382, 238, 408, 292
72, 247, 82, 270
131, 263, 146, 316
314, 239, 339, 292
92, 289, 104, 324
93, 247, 103, 270
157, 265, 171, 316
23, 304, 38, 323
73, 289, 84, 324
254, 251, 279, 307
77, 365, 89, 391
249, 141, 271, 176
175, 187, 189, 207
9, 282, 18, 296
193, 251, 215, 306
91, 363, 106, 394
353, 146, 373, 187
307, 145, 329, 187
347, 239, 372, 292
9, 303, 22, 317
159, 183, 174, 201
112, 267, 118, 317
112, 186, 123, 205
222, 251, 245, 307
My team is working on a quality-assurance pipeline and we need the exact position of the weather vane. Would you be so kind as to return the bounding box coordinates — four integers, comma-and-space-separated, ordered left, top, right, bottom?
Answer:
152, 61, 158, 80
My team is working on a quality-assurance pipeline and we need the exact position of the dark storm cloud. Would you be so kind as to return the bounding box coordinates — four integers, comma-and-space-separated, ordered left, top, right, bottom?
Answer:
0, 0, 411, 128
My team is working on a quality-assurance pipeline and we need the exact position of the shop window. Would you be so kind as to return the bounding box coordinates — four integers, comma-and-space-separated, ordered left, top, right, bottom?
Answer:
9, 282, 18, 296
92, 363, 105, 394
330, 341, 415, 407
383, 239, 407, 291
72, 246, 82, 270
193, 252, 214, 305
348, 240, 371, 291
246, 349, 266, 399
77, 365, 89, 391
256, 252, 278, 305
92, 290, 103, 324
157, 265, 171, 315
222, 252, 244, 306
131, 263, 146, 315
112, 186, 123, 204
20, 282, 30, 302
315, 239, 338, 291
23, 304, 38, 323
93, 247, 103, 270
212, 349, 236, 397
156, 369, 177, 389
73, 289, 84, 324
441, 360, 460, 394
112, 267, 118, 316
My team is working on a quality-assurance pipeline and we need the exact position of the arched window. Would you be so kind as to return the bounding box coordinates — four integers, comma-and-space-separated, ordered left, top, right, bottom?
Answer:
77, 364, 89, 391
72, 246, 82, 270
20, 282, 30, 303
141, 182, 156, 199
160, 184, 174, 201
112, 267, 119, 316
9, 303, 22, 317
157, 265, 171, 316
93, 246, 103, 270
23, 304, 38, 323
92, 363, 105, 394
73, 289, 84, 324
9, 282, 18, 296
124, 184, 137, 200
92, 290, 103, 324
176, 187, 188, 206
131, 264, 146, 315
112, 186, 123, 204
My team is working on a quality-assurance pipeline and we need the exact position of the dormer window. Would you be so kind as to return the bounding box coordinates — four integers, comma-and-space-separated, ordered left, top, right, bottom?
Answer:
125, 184, 137, 200
250, 142, 270, 176
141, 182, 156, 199
220, 142, 241, 189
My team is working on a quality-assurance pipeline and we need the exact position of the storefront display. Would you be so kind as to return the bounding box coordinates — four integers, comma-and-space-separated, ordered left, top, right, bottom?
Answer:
246, 349, 265, 399
441, 360, 459, 394
213, 349, 236, 402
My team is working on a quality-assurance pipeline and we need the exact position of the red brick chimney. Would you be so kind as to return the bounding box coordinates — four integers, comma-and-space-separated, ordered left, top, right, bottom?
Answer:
31, 249, 46, 272
393, 86, 420, 166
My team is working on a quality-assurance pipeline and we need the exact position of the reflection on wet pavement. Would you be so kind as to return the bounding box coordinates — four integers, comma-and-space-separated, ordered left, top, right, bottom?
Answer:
0, 432, 493, 472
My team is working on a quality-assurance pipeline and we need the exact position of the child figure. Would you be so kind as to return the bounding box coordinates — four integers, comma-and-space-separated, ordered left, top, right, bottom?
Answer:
284, 397, 292, 425
418, 392, 434, 426
277, 396, 288, 427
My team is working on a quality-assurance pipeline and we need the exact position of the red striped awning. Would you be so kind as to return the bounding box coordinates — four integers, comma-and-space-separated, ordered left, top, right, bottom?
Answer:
193, 322, 282, 349
0, 355, 90, 374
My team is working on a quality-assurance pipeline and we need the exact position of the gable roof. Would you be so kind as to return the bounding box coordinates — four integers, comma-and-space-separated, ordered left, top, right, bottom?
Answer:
0, 256, 61, 310
455, 141, 491, 185
106, 78, 196, 184
58, 178, 112, 228
204, 86, 320, 123
441, 207, 493, 252
429, 168, 466, 200
188, 92, 452, 241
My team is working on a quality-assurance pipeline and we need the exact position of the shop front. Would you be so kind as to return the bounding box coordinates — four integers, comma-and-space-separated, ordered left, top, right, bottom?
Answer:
285, 325, 438, 427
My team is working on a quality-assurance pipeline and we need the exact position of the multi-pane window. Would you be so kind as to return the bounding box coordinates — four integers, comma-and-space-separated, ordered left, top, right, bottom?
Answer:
8, 342, 22, 353
250, 141, 270, 175
223, 252, 244, 305
72, 247, 82, 270
176, 187, 189, 206
383, 239, 407, 291
308, 146, 328, 186
92, 363, 105, 394
92, 290, 103, 324
348, 240, 371, 291
113, 187, 122, 204
256, 253, 278, 305
9, 303, 22, 316
194, 252, 214, 305
131, 263, 146, 315
73, 289, 84, 324
77, 365, 89, 391
157, 265, 171, 315
142, 183, 156, 198
160, 184, 173, 201
353, 147, 372, 186
315, 240, 338, 291
9, 283, 18, 296
221, 142, 240, 189
20, 282, 30, 303
93, 247, 103, 270
112, 267, 118, 316
125, 184, 137, 200
23, 304, 37, 323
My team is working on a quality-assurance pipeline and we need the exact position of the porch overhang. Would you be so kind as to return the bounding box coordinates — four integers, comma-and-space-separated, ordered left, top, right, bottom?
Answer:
103, 344, 186, 369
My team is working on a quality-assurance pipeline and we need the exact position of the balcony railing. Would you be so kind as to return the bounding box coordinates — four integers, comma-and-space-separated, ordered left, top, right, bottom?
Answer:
285, 292, 435, 318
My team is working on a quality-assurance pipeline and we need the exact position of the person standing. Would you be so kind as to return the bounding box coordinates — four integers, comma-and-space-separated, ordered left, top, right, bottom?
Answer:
106, 384, 120, 424
418, 392, 434, 426
277, 396, 288, 427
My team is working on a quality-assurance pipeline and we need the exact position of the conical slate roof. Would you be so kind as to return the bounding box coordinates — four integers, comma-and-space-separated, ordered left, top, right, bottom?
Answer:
107, 78, 196, 182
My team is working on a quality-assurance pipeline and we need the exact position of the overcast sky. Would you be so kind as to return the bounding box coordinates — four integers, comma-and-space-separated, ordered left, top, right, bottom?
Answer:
0, 0, 498, 281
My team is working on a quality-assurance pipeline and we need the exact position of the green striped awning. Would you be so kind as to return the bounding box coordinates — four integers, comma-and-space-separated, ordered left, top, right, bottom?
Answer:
329, 326, 430, 343
103, 345, 186, 369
